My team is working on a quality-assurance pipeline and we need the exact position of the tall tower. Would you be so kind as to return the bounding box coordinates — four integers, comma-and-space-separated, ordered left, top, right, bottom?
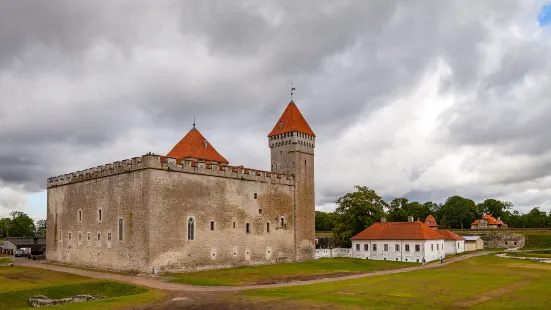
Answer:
268, 100, 315, 261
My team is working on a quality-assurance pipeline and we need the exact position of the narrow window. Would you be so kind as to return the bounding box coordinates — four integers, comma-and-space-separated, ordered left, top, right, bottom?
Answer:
187, 218, 194, 240
79, 210, 82, 222
384, 244, 388, 251
59, 230, 62, 242
415, 244, 420, 252
69, 232, 72, 241
356, 244, 360, 251
97, 233, 101, 241
79, 233, 82, 241
118, 219, 124, 241
259, 208, 262, 215
437, 244, 439, 251
457, 242, 459, 249
254, 193, 257, 199
233, 222, 236, 228
246, 223, 250, 233
395, 244, 400, 251
210, 221, 215, 231
281, 218, 284, 226
87, 233, 91, 241
373, 244, 377, 251
108, 233, 112, 241
405, 244, 410, 252
431, 244, 434, 251
98, 209, 102, 221
364, 244, 369, 251
267, 223, 270, 233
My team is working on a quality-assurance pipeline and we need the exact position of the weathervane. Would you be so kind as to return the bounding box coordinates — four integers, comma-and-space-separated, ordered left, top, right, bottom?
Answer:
290, 82, 296, 100
193, 116, 196, 128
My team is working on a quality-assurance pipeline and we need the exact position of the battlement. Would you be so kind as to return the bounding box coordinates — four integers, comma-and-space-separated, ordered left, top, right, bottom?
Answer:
47, 154, 294, 188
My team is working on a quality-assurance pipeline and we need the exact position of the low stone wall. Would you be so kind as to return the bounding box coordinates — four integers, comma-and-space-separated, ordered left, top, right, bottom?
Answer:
315, 248, 352, 259
29, 295, 105, 307
456, 231, 525, 249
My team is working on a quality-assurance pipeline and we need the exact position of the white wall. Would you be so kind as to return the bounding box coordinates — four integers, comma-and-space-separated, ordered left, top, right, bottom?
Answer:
351, 239, 446, 263
315, 248, 352, 259
444, 240, 465, 255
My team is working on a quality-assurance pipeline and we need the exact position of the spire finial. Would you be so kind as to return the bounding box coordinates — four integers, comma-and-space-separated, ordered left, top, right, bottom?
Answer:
193, 116, 196, 128
290, 82, 296, 101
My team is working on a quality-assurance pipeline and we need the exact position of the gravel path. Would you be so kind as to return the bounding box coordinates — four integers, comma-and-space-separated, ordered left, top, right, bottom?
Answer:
14, 251, 490, 292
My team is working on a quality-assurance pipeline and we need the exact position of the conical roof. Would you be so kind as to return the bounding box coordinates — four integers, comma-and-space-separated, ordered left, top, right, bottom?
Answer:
167, 127, 229, 164
268, 101, 315, 137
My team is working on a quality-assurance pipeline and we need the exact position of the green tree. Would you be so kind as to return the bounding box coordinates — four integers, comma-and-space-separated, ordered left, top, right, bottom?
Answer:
0, 218, 10, 237
331, 186, 388, 247
476, 199, 511, 219
315, 211, 335, 231
35, 219, 46, 237
387, 198, 431, 222
8, 211, 36, 237
441, 195, 477, 229
523, 208, 548, 228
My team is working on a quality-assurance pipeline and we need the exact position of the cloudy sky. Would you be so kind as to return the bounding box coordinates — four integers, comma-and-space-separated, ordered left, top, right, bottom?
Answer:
1, 0, 551, 220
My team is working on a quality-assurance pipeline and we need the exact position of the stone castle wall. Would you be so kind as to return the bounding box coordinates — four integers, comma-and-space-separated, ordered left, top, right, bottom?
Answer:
47, 154, 299, 273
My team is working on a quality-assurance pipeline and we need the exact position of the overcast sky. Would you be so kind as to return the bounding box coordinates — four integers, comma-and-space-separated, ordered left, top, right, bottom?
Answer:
1, 0, 551, 220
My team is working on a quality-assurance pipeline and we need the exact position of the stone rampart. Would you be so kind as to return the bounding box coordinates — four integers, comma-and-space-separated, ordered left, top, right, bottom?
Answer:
47, 154, 294, 188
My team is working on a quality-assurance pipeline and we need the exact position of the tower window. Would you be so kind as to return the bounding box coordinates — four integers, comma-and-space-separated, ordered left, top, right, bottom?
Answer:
188, 218, 195, 240
98, 209, 102, 222
279, 121, 283, 129
254, 193, 257, 199
119, 219, 124, 241
246, 223, 250, 233
233, 222, 236, 228
210, 221, 215, 231
259, 208, 262, 215
281, 218, 285, 226
78, 210, 82, 222
267, 223, 270, 233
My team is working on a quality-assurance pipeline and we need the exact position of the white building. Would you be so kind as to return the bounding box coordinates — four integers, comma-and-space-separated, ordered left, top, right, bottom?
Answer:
351, 217, 445, 263
424, 215, 465, 255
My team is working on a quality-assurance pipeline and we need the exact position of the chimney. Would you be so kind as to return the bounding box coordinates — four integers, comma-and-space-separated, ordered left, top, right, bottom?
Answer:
381, 217, 387, 223
408, 216, 413, 222
498, 217, 501, 221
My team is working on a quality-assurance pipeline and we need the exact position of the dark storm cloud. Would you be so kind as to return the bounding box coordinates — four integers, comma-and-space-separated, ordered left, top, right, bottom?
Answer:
1, 0, 550, 214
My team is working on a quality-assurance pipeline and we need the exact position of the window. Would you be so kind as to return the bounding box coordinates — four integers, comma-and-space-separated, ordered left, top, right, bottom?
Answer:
78, 210, 82, 222
457, 242, 459, 249
384, 244, 388, 251
79, 233, 82, 241
431, 244, 434, 251
405, 244, 410, 252
356, 244, 360, 251
364, 244, 369, 251
505, 241, 508, 245
373, 244, 377, 251
108, 233, 112, 241
514, 241, 517, 245
281, 218, 285, 226
395, 244, 400, 251
87, 233, 91, 241
210, 221, 215, 231
187, 218, 194, 240
267, 223, 270, 233
246, 223, 250, 234
98, 209, 102, 221
437, 244, 439, 251
69, 232, 72, 241
119, 219, 124, 241
415, 245, 420, 252
259, 209, 262, 215
233, 222, 236, 228
97, 233, 101, 241
59, 230, 62, 242
254, 193, 257, 199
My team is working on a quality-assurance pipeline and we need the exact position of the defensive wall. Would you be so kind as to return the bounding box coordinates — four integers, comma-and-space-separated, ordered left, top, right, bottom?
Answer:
453, 229, 526, 249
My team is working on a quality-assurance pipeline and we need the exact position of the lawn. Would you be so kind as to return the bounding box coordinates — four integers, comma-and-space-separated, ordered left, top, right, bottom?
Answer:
521, 232, 551, 249
0, 257, 13, 264
507, 250, 551, 259
231, 255, 551, 309
164, 258, 412, 286
0, 266, 167, 309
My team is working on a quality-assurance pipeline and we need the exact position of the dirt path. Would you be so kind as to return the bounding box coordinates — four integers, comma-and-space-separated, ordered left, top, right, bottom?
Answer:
14, 251, 489, 292
450, 280, 531, 309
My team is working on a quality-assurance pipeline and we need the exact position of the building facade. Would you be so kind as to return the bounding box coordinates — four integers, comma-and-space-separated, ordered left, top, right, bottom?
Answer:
46, 101, 316, 274
471, 214, 508, 229
351, 217, 445, 263
464, 236, 484, 251
423, 215, 465, 255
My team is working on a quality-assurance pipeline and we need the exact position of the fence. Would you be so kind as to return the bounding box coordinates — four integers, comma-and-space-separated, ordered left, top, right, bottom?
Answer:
315, 248, 352, 259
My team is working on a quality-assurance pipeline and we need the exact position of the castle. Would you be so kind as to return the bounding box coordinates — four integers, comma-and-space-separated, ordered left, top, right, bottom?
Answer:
46, 101, 316, 274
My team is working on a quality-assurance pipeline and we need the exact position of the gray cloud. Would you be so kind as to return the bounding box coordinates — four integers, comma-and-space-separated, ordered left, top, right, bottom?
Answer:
1, 0, 551, 216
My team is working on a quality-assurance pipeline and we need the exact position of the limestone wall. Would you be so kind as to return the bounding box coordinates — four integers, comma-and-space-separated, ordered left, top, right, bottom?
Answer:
456, 231, 525, 249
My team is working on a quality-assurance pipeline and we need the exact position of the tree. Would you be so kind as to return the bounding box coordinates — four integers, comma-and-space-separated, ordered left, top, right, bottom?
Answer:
523, 208, 548, 228
8, 211, 36, 237
315, 211, 335, 231
387, 198, 431, 222
0, 218, 10, 238
331, 186, 388, 247
476, 199, 511, 219
440, 196, 477, 229
35, 219, 46, 237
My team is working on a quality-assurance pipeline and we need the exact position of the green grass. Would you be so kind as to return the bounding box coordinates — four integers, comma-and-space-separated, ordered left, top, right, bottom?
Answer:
0, 258, 13, 264
45, 262, 139, 276
237, 255, 551, 309
0, 266, 167, 309
164, 258, 412, 286
521, 232, 551, 249
507, 250, 551, 259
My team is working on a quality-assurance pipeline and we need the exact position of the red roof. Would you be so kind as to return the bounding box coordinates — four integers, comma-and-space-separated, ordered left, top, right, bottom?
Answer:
268, 101, 315, 137
472, 214, 505, 226
425, 215, 439, 227
351, 221, 445, 240
167, 127, 229, 164
437, 230, 464, 241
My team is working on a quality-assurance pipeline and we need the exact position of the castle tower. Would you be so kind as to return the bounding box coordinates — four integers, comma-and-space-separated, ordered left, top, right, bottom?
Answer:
268, 100, 315, 261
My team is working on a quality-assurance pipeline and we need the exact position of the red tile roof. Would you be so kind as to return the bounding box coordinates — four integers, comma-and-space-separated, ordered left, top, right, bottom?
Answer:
167, 127, 229, 164
268, 101, 315, 137
351, 221, 445, 240
472, 214, 505, 226
437, 230, 464, 241
425, 215, 439, 227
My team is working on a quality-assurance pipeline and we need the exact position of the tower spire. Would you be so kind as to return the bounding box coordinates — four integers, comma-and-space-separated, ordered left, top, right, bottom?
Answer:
193, 116, 196, 129
290, 82, 296, 101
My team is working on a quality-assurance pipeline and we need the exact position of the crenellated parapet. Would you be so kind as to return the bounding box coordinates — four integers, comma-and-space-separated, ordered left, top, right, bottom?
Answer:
47, 154, 294, 188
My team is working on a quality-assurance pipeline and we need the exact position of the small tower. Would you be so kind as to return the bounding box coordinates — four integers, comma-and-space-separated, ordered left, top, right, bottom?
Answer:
425, 215, 439, 230
268, 100, 315, 261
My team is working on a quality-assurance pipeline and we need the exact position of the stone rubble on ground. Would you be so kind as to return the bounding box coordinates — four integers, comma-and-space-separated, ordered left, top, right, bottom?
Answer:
28, 295, 106, 307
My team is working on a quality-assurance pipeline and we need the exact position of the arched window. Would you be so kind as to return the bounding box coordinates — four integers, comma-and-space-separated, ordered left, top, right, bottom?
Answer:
188, 218, 195, 240
246, 223, 250, 234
